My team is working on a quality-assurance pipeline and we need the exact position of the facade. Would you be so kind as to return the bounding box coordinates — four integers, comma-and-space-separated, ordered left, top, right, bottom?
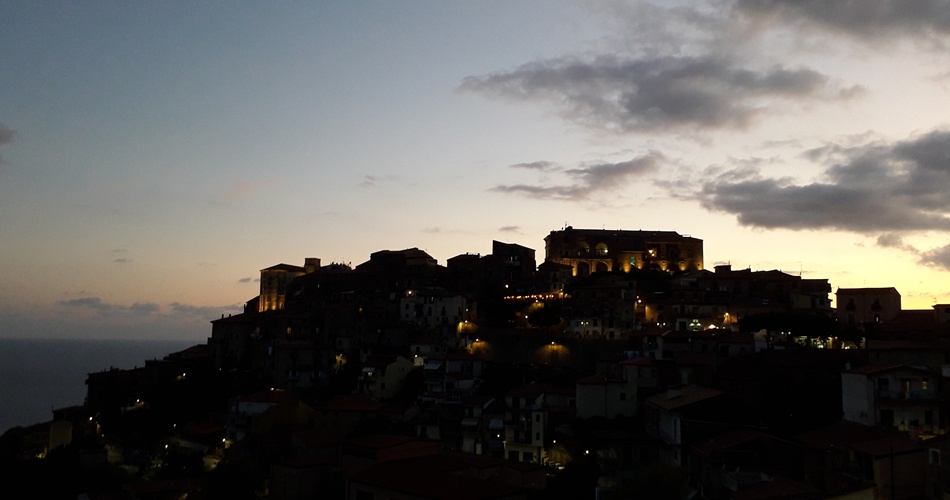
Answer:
842, 365, 942, 436
358, 355, 417, 401
644, 385, 726, 466
544, 227, 703, 276
503, 384, 575, 464
837, 287, 902, 326
259, 258, 320, 312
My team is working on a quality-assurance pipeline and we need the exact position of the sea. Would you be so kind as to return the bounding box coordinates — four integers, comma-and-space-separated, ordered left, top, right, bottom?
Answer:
0, 338, 198, 434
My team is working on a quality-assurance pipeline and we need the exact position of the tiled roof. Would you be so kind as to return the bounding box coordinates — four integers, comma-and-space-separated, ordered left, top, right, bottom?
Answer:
318, 395, 386, 413
730, 475, 819, 500
645, 385, 724, 411
350, 460, 528, 500
794, 421, 921, 457
232, 389, 296, 405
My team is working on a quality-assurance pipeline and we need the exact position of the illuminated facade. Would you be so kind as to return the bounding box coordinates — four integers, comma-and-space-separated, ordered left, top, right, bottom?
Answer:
544, 227, 703, 276
259, 258, 320, 312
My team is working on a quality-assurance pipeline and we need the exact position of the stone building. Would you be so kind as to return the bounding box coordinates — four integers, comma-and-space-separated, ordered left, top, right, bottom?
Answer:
544, 227, 703, 277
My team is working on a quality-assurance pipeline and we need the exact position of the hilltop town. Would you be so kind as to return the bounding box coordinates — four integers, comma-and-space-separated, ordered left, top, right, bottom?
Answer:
3, 227, 950, 499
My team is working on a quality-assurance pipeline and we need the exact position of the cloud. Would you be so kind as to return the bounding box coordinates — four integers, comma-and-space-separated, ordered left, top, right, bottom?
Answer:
58, 297, 159, 316
169, 302, 240, 318
461, 54, 857, 133
128, 302, 160, 315
698, 129, 950, 233
238, 277, 257, 284
359, 174, 399, 188
492, 153, 662, 201
222, 181, 271, 203
0, 122, 16, 164
59, 297, 112, 312
510, 161, 557, 172
498, 226, 521, 233
113, 258, 133, 264
736, 0, 950, 40
921, 244, 950, 270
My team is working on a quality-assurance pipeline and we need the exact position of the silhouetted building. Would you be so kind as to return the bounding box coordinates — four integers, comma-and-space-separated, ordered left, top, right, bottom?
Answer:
837, 287, 902, 326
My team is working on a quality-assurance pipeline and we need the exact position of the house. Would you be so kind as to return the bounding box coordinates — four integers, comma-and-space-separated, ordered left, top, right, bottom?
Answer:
795, 422, 925, 499
644, 385, 727, 466
346, 456, 530, 500
842, 364, 943, 436
504, 383, 575, 464
226, 388, 313, 442
688, 428, 809, 499
358, 355, 416, 401
837, 287, 902, 327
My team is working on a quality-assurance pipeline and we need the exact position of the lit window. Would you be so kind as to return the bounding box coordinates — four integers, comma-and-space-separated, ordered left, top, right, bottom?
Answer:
923, 378, 929, 391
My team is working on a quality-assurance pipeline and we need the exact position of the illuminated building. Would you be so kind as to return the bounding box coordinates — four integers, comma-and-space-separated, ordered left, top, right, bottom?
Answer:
544, 227, 703, 276
259, 258, 320, 312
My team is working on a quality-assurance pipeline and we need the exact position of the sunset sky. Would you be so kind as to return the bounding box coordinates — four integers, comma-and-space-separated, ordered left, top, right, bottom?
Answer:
3, 1, 950, 340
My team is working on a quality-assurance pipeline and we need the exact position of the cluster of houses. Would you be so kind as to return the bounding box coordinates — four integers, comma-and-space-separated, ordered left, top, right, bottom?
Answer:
31, 229, 950, 499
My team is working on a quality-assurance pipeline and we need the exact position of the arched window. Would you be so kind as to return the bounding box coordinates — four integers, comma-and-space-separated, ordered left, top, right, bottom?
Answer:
595, 261, 608, 273
576, 262, 590, 277
577, 242, 590, 256
595, 242, 608, 256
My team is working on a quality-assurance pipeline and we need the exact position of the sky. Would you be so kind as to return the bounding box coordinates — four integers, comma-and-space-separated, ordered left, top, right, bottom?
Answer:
3, 1, 950, 341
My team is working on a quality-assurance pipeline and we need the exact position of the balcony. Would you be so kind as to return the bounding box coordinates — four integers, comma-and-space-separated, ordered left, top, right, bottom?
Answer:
876, 390, 935, 402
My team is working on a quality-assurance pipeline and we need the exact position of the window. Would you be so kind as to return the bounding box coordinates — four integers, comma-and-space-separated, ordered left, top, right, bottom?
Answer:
923, 378, 929, 391
355, 490, 374, 500
930, 449, 941, 465
880, 409, 895, 427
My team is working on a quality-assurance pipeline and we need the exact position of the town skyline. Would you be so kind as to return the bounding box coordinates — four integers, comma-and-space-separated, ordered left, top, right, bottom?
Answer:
3, 1, 950, 340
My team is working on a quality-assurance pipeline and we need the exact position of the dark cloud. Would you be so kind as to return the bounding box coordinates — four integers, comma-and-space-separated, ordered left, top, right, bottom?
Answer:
698, 130, 950, 233
238, 277, 255, 284
461, 55, 856, 133
736, 0, 950, 39
498, 226, 521, 233
492, 153, 661, 201
59, 297, 112, 311
921, 244, 950, 270
169, 302, 239, 318
59, 297, 159, 315
128, 302, 160, 315
0, 123, 15, 164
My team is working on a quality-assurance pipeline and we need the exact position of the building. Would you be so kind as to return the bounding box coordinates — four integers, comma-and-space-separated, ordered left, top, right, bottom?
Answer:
837, 287, 902, 326
259, 258, 320, 312
842, 364, 942, 436
544, 227, 703, 276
